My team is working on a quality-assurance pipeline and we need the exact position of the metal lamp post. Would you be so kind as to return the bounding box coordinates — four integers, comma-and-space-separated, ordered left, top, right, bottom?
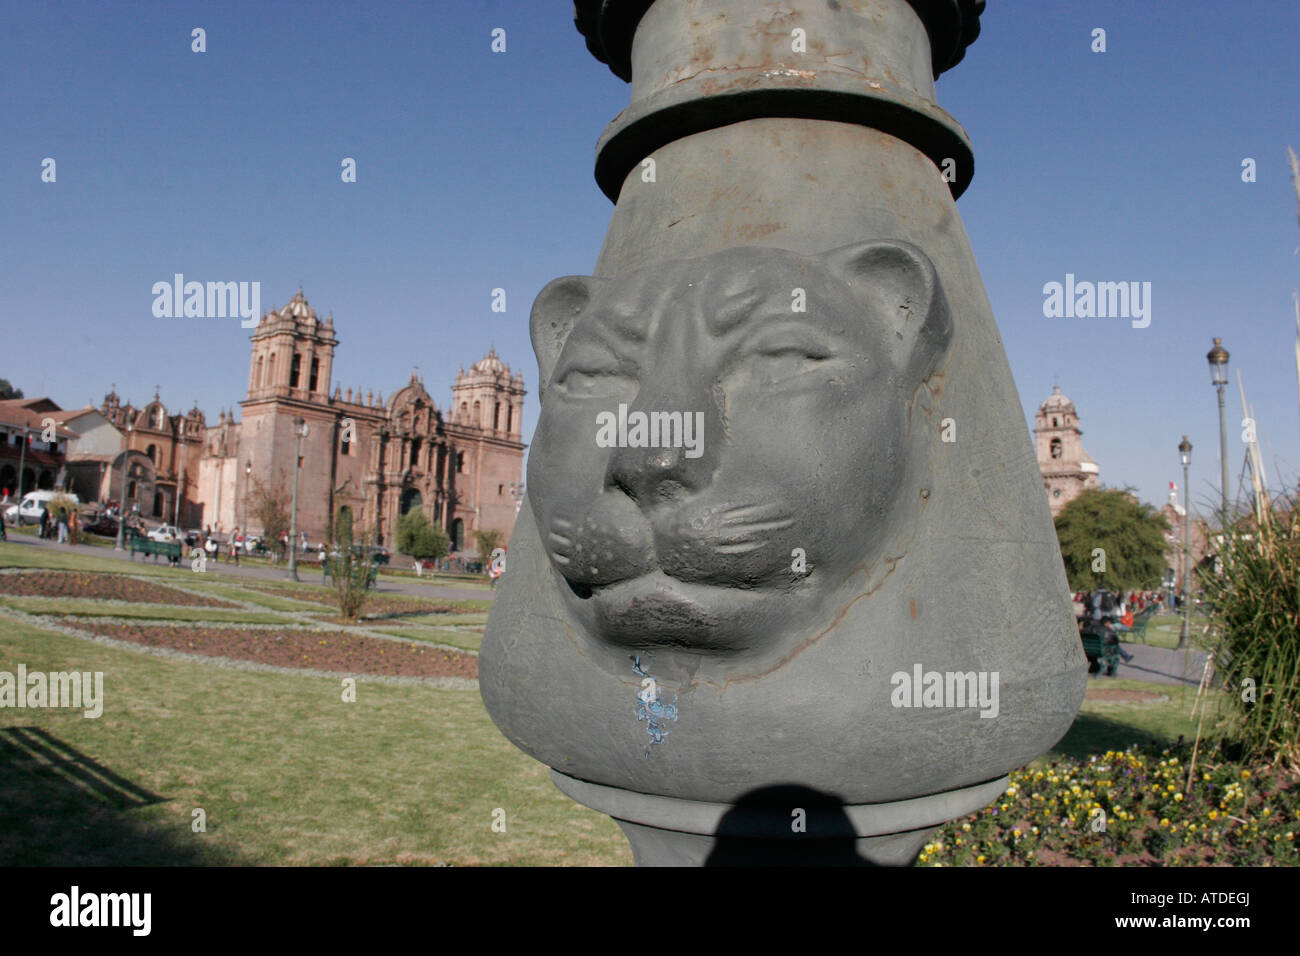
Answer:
114, 421, 134, 550
15, 416, 29, 506
288, 418, 309, 581
1207, 338, 1230, 534
173, 429, 185, 528
1179, 436, 1193, 650
242, 461, 251, 543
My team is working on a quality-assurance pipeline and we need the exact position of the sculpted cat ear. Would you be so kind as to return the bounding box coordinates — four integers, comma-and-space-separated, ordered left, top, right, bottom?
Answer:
530, 275, 601, 398
823, 239, 954, 382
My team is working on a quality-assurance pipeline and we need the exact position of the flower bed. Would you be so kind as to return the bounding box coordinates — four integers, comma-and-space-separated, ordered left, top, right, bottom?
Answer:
73, 621, 478, 679
921, 746, 1300, 866
0, 571, 238, 608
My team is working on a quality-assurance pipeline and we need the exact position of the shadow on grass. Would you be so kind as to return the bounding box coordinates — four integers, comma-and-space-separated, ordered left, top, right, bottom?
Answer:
0, 726, 243, 865
1049, 712, 1185, 761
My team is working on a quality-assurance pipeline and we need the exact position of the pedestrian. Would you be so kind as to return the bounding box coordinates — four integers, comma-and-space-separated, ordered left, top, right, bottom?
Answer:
69, 511, 79, 546
230, 527, 241, 565
57, 509, 70, 543
0, 506, 7, 542
205, 534, 218, 566
39, 508, 50, 539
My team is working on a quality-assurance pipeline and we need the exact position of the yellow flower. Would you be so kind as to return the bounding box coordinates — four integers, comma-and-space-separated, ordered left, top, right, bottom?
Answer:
977, 855, 985, 863
1174, 793, 1184, 802
1241, 770, 1251, 779
1262, 808, 1271, 817
1160, 818, 1170, 827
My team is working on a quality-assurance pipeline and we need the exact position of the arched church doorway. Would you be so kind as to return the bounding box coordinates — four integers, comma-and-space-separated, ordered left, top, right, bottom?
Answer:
400, 488, 422, 516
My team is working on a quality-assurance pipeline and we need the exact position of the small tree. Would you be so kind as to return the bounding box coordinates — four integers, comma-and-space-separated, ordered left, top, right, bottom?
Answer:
474, 529, 504, 575
329, 512, 370, 622
396, 509, 450, 562
1054, 487, 1170, 594
0, 379, 22, 400
249, 475, 290, 551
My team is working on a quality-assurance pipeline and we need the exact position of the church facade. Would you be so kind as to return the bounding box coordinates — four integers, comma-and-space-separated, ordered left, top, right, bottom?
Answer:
191, 289, 526, 551
1034, 385, 1100, 517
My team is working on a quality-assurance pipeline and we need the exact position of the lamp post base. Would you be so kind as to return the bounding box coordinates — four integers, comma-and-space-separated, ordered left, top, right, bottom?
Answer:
552, 770, 1008, 867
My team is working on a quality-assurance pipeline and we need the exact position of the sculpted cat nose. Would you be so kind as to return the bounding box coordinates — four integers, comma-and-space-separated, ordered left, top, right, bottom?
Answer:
604, 402, 716, 502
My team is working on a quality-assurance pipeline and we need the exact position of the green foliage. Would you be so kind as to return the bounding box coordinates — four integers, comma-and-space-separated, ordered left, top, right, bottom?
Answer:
328, 512, 369, 622
0, 378, 22, 400
396, 509, 450, 561
1054, 488, 1170, 593
248, 476, 289, 546
473, 529, 504, 573
1202, 497, 1300, 769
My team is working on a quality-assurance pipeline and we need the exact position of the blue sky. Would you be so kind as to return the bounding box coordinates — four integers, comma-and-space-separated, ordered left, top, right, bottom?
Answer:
2, 0, 1297, 513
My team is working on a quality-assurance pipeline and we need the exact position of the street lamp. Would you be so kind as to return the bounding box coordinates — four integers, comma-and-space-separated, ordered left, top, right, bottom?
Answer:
242, 461, 251, 539
288, 418, 309, 581
173, 429, 185, 528
1206, 338, 1230, 534
114, 420, 134, 550
1178, 435, 1193, 651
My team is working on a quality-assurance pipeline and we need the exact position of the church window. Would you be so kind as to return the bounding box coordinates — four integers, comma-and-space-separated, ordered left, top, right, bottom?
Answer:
1050, 438, 1062, 460
290, 353, 302, 388
473, 401, 481, 427
1052, 417, 1058, 427
456, 452, 465, 474
410, 439, 421, 468
146, 444, 157, 463
506, 404, 512, 433
340, 431, 350, 456
494, 402, 501, 431
309, 357, 319, 392
256, 356, 264, 387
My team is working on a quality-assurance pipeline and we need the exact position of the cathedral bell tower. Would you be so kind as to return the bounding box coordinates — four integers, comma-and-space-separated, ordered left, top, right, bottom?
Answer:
1034, 385, 1100, 516
246, 289, 337, 402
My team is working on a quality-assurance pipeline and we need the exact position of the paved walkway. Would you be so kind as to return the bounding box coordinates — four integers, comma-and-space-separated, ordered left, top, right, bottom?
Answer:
1108, 641, 1211, 688
1, 532, 494, 602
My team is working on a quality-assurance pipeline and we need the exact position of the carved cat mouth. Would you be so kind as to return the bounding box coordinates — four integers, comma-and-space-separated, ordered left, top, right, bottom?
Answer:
545, 497, 799, 593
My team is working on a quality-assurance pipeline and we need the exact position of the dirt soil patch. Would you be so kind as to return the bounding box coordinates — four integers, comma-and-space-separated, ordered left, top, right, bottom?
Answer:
249, 586, 476, 617
75, 621, 477, 679
0, 571, 239, 608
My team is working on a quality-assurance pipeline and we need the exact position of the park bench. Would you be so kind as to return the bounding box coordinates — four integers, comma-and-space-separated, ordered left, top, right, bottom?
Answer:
1122, 606, 1158, 644
1080, 627, 1120, 676
128, 535, 182, 564
321, 555, 378, 589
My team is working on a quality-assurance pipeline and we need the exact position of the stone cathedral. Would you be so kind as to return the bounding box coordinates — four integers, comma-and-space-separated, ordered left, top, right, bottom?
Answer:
196, 290, 526, 551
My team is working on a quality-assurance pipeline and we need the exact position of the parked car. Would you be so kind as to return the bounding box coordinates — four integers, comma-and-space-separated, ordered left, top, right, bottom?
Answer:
4, 491, 81, 525
147, 524, 183, 543
184, 530, 203, 547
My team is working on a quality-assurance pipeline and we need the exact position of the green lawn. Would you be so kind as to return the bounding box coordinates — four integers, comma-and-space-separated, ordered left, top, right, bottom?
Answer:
0, 615, 630, 866
0, 595, 287, 626
1, 540, 1239, 866
1047, 679, 1224, 762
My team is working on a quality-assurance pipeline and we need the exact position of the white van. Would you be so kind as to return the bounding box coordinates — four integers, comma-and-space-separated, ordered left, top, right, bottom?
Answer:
3, 490, 80, 525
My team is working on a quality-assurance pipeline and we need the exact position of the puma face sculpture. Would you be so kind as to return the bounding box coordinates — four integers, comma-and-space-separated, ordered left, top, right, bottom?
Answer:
526, 239, 953, 660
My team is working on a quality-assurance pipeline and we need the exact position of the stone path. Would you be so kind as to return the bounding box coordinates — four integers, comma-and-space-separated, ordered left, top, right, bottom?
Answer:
1108, 641, 1212, 688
